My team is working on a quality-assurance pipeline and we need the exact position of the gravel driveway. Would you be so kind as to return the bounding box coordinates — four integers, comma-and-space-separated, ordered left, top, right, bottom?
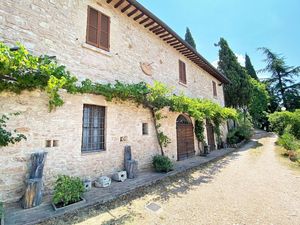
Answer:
48, 132, 300, 225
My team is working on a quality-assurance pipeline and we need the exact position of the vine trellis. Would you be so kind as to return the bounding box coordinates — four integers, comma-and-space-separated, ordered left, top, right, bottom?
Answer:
0, 42, 237, 152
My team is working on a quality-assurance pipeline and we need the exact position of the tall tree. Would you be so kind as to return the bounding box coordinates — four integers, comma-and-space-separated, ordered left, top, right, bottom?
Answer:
248, 78, 269, 128
245, 54, 258, 80
217, 38, 252, 109
259, 48, 300, 109
185, 27, 196, 49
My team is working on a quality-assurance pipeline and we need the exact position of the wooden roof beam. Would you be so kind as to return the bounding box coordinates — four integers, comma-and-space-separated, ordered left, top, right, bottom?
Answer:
144, 21, 155, 28
173, 44, 184, 48
170, 41, 181, 46
121, 3, 131, 12
127, 8, 138, 17
149, 25, 160, 31
155, 30, 167, 35
163, 36, 174, 41
139, 17, 150, 24
159, 33, 170, 38
167, 38, 178, 44
176, 46, 187, 51
152, 27, 164, 33
181, 50, 192, 54
134, 13, 144, 20
114, 0, 125, 8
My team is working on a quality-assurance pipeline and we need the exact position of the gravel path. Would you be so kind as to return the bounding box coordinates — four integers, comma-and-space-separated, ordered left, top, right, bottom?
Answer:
49, 133, 300, 225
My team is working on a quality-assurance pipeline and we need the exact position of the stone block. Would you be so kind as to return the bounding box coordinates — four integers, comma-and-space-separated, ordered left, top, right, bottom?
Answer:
112, 171, 127, 182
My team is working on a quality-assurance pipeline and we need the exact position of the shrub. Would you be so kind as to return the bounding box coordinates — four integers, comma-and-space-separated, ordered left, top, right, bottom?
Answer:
152, 155, 173, 172
269, 110, 300, 139
53, 175, 85, 207
277, 132, 300, 151
227, 123, 253, 144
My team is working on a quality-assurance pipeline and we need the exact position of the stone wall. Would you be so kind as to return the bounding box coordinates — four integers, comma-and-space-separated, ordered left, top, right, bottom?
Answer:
0, 0, 225, 106
0, 0, 227, 203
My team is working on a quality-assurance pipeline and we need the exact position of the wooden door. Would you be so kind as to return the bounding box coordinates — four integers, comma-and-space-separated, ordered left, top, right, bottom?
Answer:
206, 120, 216, 151
176, 115, 195, 161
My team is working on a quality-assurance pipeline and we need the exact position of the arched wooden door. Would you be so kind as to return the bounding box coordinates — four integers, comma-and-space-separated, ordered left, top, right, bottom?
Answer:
176, 115, 195, 161
206, 120, 216, 151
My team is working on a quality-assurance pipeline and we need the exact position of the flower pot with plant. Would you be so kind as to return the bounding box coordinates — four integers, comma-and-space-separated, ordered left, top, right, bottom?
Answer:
152, 155, 173, 173
52, 175, 85, 211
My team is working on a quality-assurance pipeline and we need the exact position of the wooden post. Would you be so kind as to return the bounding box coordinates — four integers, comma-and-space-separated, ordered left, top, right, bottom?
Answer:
22, 152, 47, 209
22, 178, 43, 209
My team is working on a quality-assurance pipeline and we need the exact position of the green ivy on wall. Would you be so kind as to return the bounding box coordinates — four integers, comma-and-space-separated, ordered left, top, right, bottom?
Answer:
0, 42, 237, 153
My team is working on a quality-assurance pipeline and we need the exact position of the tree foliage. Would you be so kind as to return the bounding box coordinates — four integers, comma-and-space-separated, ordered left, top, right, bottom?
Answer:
259, 47, 300, 110
269, 110, 300, 139
248, 78, 269, 127
185, 27, 197, 49
217, 38, 252, 109
245, 54, 258, 80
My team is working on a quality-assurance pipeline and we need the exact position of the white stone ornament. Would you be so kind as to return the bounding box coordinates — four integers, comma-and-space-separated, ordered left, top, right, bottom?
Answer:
95, 176, 111, 188
112, 171, 127, 182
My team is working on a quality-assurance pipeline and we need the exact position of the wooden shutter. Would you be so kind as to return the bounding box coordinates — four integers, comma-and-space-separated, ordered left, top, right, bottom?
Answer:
87, 7, 99, 47
86, 6, 110, 51
179, 60, 187, 84
99, 14, 110, 50
212, 81, 217, 96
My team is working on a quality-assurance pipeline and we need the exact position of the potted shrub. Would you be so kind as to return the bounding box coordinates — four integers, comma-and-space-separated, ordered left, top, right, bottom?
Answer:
152, 155, 173, 173
52, 175, 85, 211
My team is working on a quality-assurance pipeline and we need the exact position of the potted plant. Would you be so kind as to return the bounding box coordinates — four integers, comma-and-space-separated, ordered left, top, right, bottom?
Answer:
52, 175, 85, 211
152, 155, 173, 173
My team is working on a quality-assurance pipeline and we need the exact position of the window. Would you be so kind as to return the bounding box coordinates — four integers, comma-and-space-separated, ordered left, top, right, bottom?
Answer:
142, 123, 149, 135
86, 6, 110, 51
179, 60, 187, 84
81, 105, 105, 152
212, 81, 217, 97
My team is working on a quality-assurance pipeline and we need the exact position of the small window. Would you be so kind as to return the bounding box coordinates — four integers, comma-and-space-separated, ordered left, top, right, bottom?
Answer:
212, 81, 217, 97
81, 105, 105, 152
179, 60, 187, 84
86, 6, 110, 51
142, 123, 149, 135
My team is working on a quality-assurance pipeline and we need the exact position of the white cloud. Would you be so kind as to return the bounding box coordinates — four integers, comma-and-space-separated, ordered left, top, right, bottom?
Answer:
211, 59, 219, 68
211, 53, 245, 69
235, 53, 245, 67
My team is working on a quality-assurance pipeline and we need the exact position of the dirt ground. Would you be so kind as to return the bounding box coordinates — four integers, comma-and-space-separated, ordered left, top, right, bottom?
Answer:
45, 133, 300, 225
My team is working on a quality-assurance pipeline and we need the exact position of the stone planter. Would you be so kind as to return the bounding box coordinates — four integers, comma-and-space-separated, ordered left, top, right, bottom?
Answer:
52, 197, 86, 212
83, 180, 92, 191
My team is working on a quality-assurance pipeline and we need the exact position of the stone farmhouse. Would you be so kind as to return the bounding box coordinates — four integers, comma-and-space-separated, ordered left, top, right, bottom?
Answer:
0, 0, 230, 203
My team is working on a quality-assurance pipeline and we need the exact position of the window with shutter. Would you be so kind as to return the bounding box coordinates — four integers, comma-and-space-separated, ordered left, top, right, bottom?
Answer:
179, 60, 187, 84
212, 81, 217, 97
86, 6, 110, 51
81, 105, 105, 152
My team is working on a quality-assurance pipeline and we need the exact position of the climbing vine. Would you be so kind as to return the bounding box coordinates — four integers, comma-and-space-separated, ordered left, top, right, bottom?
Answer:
0, 113, 27, 147
0, 42, 237, 153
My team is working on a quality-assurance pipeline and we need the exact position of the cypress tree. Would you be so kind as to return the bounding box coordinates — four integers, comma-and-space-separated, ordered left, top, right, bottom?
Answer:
217, 38, 252, 109
245, 54, 259, 80
185, 27, 196, 49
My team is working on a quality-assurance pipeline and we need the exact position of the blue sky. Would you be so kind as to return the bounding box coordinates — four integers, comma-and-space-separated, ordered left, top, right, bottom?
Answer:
138, 0, 300, 79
